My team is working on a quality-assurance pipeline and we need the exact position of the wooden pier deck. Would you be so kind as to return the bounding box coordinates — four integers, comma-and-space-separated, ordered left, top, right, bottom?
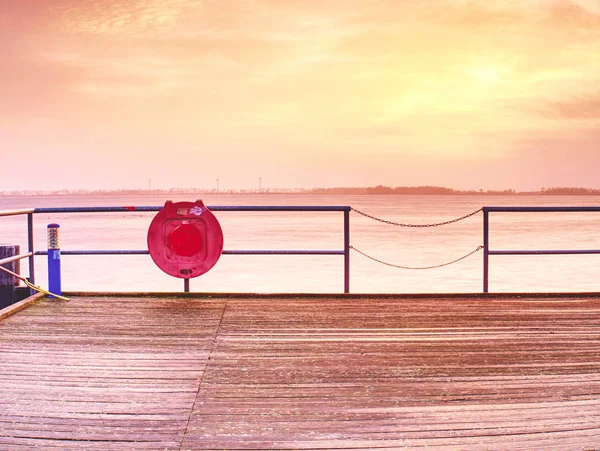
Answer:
1, 294, 600, 450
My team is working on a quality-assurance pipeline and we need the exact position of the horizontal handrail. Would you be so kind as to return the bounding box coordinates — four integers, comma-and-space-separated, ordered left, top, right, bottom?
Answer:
35, 250, 150, 256
0, 252, 33, 266
490, 249, 600, 255
484, 206, 600, 213
34, 206, 351, 213
223, 250, 345, 255
35, 249, 345, 256
0, 208, 35, 217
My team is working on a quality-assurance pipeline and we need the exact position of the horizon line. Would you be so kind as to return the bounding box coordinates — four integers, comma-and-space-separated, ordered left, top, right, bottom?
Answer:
3, 186, 600, 196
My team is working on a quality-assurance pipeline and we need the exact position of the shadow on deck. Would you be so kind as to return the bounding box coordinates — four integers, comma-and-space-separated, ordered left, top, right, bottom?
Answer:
1, 294, 600, 450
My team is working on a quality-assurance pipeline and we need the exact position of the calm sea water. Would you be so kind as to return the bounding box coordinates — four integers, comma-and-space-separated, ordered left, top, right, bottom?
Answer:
1, 194, 599, 294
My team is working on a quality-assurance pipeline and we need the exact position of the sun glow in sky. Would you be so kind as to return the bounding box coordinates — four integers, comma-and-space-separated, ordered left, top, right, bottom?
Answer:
1, 0, 599, 191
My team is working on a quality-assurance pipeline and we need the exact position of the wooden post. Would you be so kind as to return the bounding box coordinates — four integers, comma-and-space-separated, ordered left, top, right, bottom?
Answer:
0, 245, 20, 309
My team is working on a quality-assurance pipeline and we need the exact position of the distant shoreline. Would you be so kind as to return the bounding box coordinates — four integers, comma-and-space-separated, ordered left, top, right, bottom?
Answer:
3, 187, 600, 197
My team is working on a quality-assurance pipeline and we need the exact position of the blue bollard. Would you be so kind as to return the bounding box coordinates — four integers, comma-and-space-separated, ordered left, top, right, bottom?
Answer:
47, 224, 62, 298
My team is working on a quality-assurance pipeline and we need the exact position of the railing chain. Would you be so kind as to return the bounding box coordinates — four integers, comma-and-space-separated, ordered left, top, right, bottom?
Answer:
351, 245, 484, 270
351, 207, 483, 227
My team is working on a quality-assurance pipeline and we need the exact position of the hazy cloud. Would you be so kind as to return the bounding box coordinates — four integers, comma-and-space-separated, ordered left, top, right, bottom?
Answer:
537, 93, 600, 119
47, 0, 197, 35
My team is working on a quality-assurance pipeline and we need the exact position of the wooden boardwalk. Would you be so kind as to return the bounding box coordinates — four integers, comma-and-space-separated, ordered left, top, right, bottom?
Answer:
1, 294, 600, 450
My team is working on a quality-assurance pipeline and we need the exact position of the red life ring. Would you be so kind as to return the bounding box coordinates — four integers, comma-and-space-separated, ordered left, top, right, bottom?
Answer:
147, 200, 224, 278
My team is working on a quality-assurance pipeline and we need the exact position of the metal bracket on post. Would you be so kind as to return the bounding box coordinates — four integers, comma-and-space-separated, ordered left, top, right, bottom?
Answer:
47, 224, 62, 298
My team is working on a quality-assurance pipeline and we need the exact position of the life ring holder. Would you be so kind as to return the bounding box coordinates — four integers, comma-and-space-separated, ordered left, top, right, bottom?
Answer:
147, 200, 224, 279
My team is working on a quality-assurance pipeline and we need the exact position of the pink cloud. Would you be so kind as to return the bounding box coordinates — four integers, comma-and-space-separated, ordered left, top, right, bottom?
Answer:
533, 93, 600, 120
545, 1, 600, 28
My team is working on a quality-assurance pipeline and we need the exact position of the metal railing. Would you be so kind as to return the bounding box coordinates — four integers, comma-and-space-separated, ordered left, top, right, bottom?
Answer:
483, 206, 600, 293
29, 206, 352, 293
3, 205, 600, 295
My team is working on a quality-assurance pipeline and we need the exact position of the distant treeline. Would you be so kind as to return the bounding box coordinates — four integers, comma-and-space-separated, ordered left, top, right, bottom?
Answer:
362, 185, 517, 195
540, 187, 600, 195
3, 186, 600, 196
313, 186, 600, 195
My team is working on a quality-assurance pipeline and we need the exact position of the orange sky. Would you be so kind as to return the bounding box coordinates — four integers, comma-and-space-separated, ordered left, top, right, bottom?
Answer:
1, 0, 599, 191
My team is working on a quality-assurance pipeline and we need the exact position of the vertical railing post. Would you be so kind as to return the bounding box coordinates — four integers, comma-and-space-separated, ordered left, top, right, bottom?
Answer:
184, 278, 190, 293
344, 208, 350, 294
483, 208, 489, 293
47, 224, 62, 298
27, 212, 35, 293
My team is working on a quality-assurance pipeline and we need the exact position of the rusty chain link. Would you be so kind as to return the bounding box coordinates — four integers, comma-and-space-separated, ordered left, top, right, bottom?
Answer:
351, 207, 483, 228
351, 245, 484, 270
